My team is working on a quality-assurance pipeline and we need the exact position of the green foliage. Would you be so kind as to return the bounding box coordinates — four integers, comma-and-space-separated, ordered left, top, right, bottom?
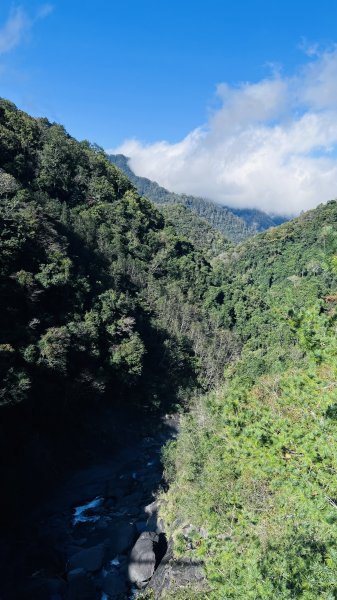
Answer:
0, 367, 31, 406
159, 203, 230, 258
163, 341, 337, 597
0, 170, 20, 197
0, 98, 233, 410
161, 200, 337, 598
35, 251, 72, 288
38, 326, 70, 373
110, 332, 145, 377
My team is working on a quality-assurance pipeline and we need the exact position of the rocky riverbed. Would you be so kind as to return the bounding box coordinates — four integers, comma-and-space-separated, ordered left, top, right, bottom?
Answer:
0, 415, 179, 600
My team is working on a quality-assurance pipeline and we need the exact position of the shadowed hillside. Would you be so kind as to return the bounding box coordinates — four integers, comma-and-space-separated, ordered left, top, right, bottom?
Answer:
0, 99, 239, 527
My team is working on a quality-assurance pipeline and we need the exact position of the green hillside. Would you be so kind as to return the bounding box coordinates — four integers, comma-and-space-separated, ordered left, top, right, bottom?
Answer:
0, 99, 224, 411
160, 200, 337, 599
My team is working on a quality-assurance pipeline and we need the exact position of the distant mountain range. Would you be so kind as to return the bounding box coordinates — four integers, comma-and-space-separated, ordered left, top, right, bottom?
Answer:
109, 154, 288, 243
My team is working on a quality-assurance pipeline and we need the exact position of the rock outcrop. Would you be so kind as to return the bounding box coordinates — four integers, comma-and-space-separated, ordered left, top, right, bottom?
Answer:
147, 537, 208, 597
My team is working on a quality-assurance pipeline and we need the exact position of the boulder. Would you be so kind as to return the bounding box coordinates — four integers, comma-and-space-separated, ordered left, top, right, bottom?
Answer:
144, 500, 158, 517
128, 531, 159, 585
71, 521, 136, 556
68, 544, 105, 573
102, 571, 127, 598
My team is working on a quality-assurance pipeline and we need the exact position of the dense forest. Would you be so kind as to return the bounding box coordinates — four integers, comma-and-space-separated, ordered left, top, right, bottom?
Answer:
2, 99, 337, 599
0, 99, 238, 521
108, 154, 286, 242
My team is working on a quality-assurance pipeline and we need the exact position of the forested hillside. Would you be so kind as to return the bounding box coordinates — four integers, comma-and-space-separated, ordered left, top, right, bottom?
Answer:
0, 99, 237, 410
0, 99, 238, 519
2, 98, 337, 600
160, 201, 337, 599
109, 154, 287, 241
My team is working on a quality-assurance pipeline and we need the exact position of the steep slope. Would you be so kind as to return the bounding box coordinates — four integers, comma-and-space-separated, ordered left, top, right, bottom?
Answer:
0, 99, 228, 411
109, 153, 287, 240
160, 200, 337, 599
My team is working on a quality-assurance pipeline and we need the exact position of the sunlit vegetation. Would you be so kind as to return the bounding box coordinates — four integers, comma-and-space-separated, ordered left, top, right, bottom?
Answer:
161, 201, 337, 598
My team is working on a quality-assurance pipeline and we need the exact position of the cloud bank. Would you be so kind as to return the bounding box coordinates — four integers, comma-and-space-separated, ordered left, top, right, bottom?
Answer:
0, 4, 53, 56
113, 48, 337, 215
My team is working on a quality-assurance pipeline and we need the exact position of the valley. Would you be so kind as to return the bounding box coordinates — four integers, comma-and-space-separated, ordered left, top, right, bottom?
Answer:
1, 412, 177, 599
1, 99, 337, 599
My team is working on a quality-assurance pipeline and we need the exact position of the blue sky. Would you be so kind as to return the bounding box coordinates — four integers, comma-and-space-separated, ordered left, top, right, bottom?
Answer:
2, 0, 337, 213
1, 0, 337, 146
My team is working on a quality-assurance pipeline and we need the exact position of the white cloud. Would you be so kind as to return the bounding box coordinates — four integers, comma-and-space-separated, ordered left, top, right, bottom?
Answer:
112, 48, 337, 215
36, 4, 54, 19
0, 4, 53, 56
0, 7, 29, 55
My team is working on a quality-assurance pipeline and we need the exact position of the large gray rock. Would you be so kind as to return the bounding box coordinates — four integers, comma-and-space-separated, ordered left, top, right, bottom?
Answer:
68, 544, 105, 572
128, 531, 159, 585
144, 500, 158, 519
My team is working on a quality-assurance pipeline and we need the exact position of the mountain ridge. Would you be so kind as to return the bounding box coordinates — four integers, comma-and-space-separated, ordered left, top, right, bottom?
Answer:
109, 153, 288, 242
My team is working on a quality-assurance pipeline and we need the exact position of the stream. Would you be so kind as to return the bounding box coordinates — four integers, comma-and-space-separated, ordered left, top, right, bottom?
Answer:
0, 414, 178, 600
